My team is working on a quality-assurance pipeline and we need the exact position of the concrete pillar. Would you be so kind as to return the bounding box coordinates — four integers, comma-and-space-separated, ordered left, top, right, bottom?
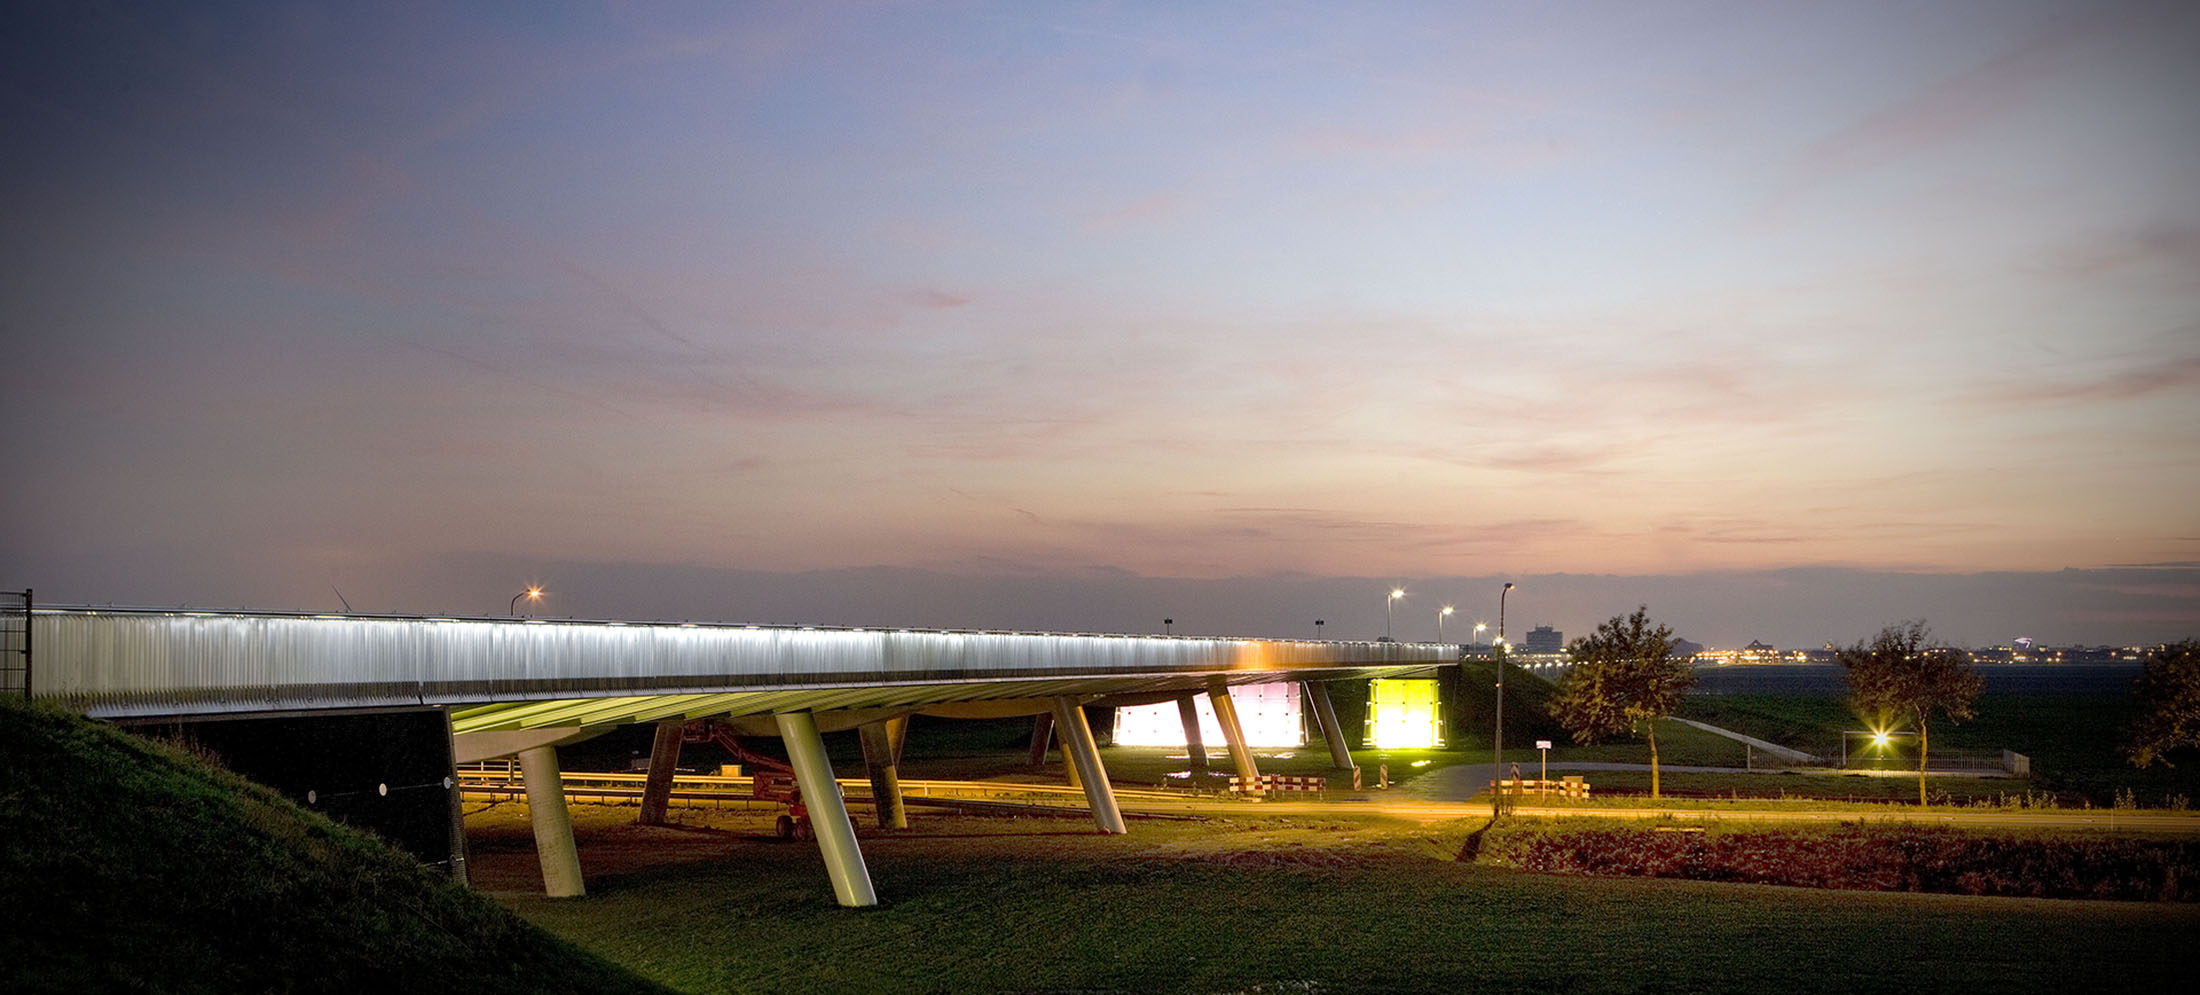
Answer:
774, 711, 878, 907
516, 745, 585, 898
1302, 680, 1356, 772
1208, 679, 1261, 785
857, 719, 908, 830
1027, 711, 1054, 765
1052, 696, 1127, 834
884, 714, 909, 765
637, 718, 685, 826
1176, 694, 1208, 768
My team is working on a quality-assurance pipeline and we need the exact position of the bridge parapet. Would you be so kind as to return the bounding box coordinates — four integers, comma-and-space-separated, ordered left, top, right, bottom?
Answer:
31, 608, 1453, 719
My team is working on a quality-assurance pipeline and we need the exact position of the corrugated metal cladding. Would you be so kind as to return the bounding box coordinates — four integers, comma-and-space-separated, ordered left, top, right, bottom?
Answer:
31, 610, 1453, 719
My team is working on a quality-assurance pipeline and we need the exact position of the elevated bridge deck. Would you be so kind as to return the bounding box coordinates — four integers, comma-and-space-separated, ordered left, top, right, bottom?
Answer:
25, 606, 1454, 906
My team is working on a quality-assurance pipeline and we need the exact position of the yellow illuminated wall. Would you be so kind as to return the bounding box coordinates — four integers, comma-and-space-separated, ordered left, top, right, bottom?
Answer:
1366, 678, 1442, 748
1113, 683, 1306, 748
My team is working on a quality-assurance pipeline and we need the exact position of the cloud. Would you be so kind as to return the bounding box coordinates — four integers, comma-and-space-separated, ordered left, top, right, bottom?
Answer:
1082, 192, 1198, 232
1964, 350, 2200, 408
906, 288, 973, 309
1762, 3, 2115, 213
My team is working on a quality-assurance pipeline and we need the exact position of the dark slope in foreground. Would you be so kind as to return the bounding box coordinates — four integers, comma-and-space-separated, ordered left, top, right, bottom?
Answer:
0, 697, 668, 995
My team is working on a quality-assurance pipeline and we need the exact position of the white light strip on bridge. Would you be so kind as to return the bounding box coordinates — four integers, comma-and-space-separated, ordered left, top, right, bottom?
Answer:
30, 608, 1454, 718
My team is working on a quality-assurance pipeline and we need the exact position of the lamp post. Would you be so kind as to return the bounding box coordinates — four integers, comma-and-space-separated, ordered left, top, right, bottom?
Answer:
1385, 588, 1404, 641
1494, 582, 1514, 808
1474, 622, 1487, 648
1438, 605, 1454, 644
1163, 618, 1174, 636
510, 587, 543, 616
1315, 619, 1325, 639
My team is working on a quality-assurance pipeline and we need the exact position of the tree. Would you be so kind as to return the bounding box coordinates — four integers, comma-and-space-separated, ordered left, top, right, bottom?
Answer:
1547, 606, 1696, 798
1838, 621, 1983, 806
2125, 639, 2200, 768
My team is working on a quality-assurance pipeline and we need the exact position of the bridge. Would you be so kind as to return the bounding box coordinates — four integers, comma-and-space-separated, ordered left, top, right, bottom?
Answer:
22, 606, 1453, 906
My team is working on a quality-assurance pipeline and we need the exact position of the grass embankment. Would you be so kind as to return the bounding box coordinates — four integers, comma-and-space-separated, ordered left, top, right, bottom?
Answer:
0, 697, 668, 995
1680, 691, 2200, 806
472, 803, 2200, 995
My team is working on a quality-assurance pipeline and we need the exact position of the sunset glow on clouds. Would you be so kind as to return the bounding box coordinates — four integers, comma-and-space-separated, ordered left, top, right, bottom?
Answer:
4, 1, 2196, 644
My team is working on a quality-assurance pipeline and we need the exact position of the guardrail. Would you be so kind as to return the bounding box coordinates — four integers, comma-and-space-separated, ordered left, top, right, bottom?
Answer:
455, 765, 1196, 812
1495, 777, 1591, 799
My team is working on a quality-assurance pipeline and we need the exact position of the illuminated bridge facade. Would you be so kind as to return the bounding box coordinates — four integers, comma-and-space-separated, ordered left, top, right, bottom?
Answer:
28, 607, 1453, 905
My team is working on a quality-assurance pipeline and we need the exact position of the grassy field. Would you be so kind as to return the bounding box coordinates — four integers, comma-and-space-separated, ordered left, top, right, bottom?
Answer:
472, 803, 2199, 995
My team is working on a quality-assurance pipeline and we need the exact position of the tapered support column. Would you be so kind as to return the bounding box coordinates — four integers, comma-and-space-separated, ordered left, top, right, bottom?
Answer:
637, 718, 685, 826
858, 719, 908, 830
774, 711, 878, 907
1302, 681, 1356, 772
1027, 711, 1055, 765
884, 714, 909, 765
1052, 696, 1127, 834
1208, 679, 1261, 784
1176, 695, 1208, 768
516, 745, 584, 898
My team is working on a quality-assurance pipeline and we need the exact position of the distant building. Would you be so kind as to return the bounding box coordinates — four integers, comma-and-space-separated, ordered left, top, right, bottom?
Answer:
1522, 625, 1563, 655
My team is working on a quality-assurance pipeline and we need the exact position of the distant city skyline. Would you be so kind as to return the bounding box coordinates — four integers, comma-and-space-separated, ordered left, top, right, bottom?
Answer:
3, 2, 2196, 646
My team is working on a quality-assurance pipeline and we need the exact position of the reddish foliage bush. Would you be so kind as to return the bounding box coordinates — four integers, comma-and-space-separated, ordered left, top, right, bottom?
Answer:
1480, 821, 2199, 901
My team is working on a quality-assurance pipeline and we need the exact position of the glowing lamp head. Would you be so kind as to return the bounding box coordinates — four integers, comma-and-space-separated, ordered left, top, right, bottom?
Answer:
1441, 605, 1455, 616
1390, 588, 1405, 600
1871, 730, 1891, 748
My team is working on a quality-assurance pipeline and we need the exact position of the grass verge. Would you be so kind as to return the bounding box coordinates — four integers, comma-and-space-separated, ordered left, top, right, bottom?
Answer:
472, 803, 2200, 995
0, 697, 668, 995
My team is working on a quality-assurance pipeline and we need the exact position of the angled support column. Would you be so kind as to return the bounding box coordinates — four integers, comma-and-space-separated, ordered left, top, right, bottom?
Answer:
1176, 694, 1208, 768
885, 714, 909, 765
1207, 678, 1261, 785
775, 710, 878, 907
1027, 711, 1055, 765
516, 745, 584, 898
1051, 696, 1126, 834
1302, 680, 1356, 772
857, 719, 908, 830
637, 718, 686, 826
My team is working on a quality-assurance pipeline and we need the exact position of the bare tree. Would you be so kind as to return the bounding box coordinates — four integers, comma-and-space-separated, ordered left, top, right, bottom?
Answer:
1548, 606, 1695, 798
1839, 621, 1983, 805
2125, 639, 2200, 768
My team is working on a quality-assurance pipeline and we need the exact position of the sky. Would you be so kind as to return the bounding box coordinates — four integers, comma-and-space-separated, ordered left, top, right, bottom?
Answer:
3, 1, 2197, 649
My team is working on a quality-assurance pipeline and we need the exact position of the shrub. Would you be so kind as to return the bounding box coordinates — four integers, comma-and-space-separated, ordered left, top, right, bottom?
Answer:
1476, 819, 2200, 901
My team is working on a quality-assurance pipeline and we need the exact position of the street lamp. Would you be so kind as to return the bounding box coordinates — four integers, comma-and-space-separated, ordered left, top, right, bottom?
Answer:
1315, 619, 1325, 639
1474, 622, 1488, 648
1438, 605, 1455, 643
1385, 588, 1404, 641
510, 587, 543, 616
1163, 618, 1174, 636
1494, 582, 1515, 808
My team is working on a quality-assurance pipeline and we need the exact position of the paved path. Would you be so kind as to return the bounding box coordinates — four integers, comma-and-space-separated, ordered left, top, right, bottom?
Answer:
1672, 717, 1822, 762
